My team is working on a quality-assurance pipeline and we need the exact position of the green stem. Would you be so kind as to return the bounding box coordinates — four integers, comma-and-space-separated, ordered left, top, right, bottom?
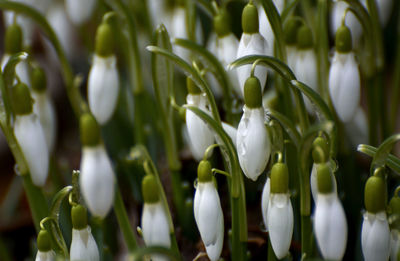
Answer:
367, 77, 378, 145
300, 215, 313, 258
390, 24, 400, 132
316, 0, 330, 103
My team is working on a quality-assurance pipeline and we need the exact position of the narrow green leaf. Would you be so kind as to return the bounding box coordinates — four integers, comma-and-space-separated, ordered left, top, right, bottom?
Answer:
195, 0, 215, 17
358, 144, 400, 174
281, 0, 300, 22
370, 134, 400, 174
49, 186, 72, 218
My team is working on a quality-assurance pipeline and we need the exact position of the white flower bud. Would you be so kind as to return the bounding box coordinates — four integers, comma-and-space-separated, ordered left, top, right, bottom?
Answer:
310, 162, 337, 203
361, 211, 391, 261
329, 52, 360, 123
331, 1, 362, 47
194, 182, 224, 261
261, 177, 271, 231
70, 226, 99, 261
314, 192, 347, 260
237, 106, 270, 181
80, 145, 115, 218
65, 0, 97, 25
14, 114, 49, 187
257, 5, 274, 57
35, 250, 56, 261
391, 230, 400, 261
88, 55, 120, 125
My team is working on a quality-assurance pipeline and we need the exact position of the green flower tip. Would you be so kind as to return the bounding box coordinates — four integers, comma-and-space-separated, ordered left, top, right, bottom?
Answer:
242, 3, 259, 34
198, 160, 212, 183
388, 196, 400, 229
37, 229, 52, 252
335, 25, 352, 53
214, 10, 231, 37
244, 76, 262, 108
95, 22, 114, 57
71, 204, 88, 230
11, 82, 33, 115
312, 137, 329, 164
283, 18, 302, 45
297, 25, 313, 49
31, 67, 47, 92
142, 175, 160, 203
270, 162, 289, 194
316, 163, 333, 194
364, 176, 386, 213
5, 23, 23, 54
80, 113, 101, 147
186, 77, 201, 95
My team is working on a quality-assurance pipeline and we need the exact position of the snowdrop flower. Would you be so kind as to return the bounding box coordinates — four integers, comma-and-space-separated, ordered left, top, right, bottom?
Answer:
65, 0, 97, 25
79, 113, 115, 218
257, 0, 285, 51
331, 0, 362, 47
12, 83, 49, 187
314, 163, 348, 260
236, 3, 268, 97
35, 230, 56, 261
261, 177, 270, 231
283, 17, 302, 70
329, 25, 360, 123
267, 162, 293, 259
362, 174, 391, 261
3, 0, 34, 46
194, 160, 224, 261
31, 67, 57, 152
141, 175, 171, 261
389, 195, 400, 261
88, 22, 119, 125
237, 76, 271, 181
70, 204, 100, 261
185, 78, 215, 161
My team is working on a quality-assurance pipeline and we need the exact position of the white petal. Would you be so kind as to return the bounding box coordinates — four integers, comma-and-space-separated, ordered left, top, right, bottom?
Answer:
236, 107, 270, 181
391, 230, 400, 261
80, 145, 115, 218
70, 227, 99, 261
217, 34, 241, 95
65, 0, 97, 25
345, 106, 368, 147
258, 5, 274, 57
221, 122, 237, 148
286, 46, 298, 71
314, 193, 347, 260
205, 209, 224, 261
330, 1, 362, 47
88, 55, 120, 125
267, 193, 293, 259
14, 114, 49, 187
261, 178, 271, 231
35, 250, 56, 261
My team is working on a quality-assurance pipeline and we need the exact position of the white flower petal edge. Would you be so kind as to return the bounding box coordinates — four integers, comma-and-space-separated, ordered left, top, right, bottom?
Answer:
361, 211, 391, 261
70, 226, 99, 261
314, 193, 347, 260
88, 55, 120, 125
237, 106, 270, 181
236, 33, 268, 97
329, 52, 360, 123
261, 177, 271, 231
80, 145, 115, 218
267, 193, 293, 259
65, 0, 97, 25
186, 94, 215, 161
14, 114, 49, 187
35, 250, 56, 261
194, 182, 224, 261
310, 162, 337, 203
391, 230, 400, 261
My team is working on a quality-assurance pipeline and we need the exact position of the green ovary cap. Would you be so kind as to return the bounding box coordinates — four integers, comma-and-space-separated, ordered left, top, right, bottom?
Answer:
31, 67, 47, 92
71, 204, 88, 230
312, 137, 329, 164
214, 10, 231, 37
142, 175, 159, 203
11, 83, 33, 115
242, 3, 259, 34
283, 18, 301, 45
5, 23, 23, 54
297, 25, 313, 49
186, 77, 201, 94
389, 196, 400, 229
317, 163, 333, 194
198, 160, 212, 182
270, 162, 289, 194
37, 229, 52, 252
364, 176, 386, 213
80, 113, 101, 146
95, 22, 114, 57
335, 25, 352, 53
244, 76, 262, 108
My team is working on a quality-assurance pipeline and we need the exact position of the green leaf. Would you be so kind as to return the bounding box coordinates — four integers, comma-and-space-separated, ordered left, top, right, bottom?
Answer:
49, 186, 73, 218
281, 0, 300, 22
358, 144, 400, 175
369, 134, 400, 174
268, 109, 301, 147
195, 0, 215, 17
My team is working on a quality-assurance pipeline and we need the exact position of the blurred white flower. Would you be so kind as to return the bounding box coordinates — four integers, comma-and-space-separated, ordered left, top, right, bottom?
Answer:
65, 0, 97, 25
35, 250, 56, 261
1, 54, 30, 87
391, 230, 400, 261
261, 177, 271, 231
257, 5, 274, 57
70, 226, 99, 261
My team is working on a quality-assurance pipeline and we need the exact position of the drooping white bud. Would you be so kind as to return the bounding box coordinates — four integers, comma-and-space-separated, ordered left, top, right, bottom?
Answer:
35, 250, 56, 261
331, 1, 362, 47
237, 106, 270, 181
261, 177, 271, 231
70, 226, 100, 261
65, 0, 97, 25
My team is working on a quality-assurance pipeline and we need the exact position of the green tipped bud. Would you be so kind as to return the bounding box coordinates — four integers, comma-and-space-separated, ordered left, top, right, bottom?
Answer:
312, 137, 329, 164
244, 76, 262, 108
335, 25, 352, 53
80, 113, 101, 146
316, 163, 333, 194
31, 67, 47, 92
297, 25, 313, 49
11, 83, 33, 115
37, 229, 52, 252
389, 196, 400, 229
71, 204, 88, 230
242, 3, 259, 34
198, 160, 212, 182
214, 10, 231, 37
364, 176, 386, 213
270, 162, 289, 194
142, 175, 159, 203
95, 22, 114, 57
186, 77, 201, 95
283, 18, 302, 45
5, 24, 23, 54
